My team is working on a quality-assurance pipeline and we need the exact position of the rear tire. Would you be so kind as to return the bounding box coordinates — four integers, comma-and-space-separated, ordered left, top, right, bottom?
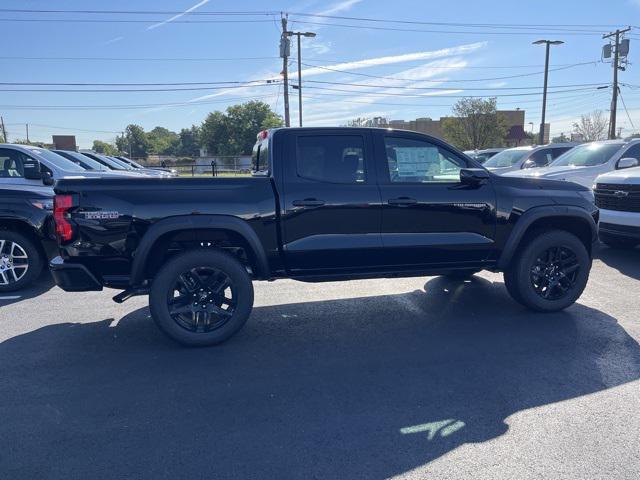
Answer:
503, 230, 590, 312
0, 230, 43, 292
149, 249, 254, 347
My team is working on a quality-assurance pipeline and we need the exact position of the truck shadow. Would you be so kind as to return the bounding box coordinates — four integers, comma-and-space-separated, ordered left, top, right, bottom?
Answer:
595, 243, 640, 281
1, 276, 639, 479
0, 269, 54, 307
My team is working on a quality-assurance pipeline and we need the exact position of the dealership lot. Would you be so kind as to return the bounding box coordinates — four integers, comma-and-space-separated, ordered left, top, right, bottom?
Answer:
1, 245, 639, 480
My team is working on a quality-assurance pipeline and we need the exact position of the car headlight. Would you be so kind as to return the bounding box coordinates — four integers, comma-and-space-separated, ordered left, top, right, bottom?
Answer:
577, 190, 595, 203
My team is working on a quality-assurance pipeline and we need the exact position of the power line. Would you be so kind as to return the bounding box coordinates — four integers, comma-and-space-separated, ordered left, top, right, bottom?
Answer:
5, 122, 122, 134
0, 83, 280, 93
0, 18, 276, 24
0, 55, 279, 62
618, 90, 637, 130
299, 61, 599, 83
305, 79, 607, 91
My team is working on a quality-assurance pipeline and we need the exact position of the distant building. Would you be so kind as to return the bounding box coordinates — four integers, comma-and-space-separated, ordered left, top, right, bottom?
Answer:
52, 135, 77, 151
382, 110, 533, 147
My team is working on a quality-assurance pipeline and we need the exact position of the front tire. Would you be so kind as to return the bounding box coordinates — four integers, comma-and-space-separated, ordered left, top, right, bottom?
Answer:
0, 231, 43, 292
503, 230, 590, 312
149, 249, 254, 346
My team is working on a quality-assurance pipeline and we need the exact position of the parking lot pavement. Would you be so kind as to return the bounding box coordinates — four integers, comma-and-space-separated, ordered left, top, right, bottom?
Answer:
1, 246, 639, 480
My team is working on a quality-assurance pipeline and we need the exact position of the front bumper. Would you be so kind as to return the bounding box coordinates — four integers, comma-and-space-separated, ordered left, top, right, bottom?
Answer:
599, 222, 640, 241
49, 256, 103, 292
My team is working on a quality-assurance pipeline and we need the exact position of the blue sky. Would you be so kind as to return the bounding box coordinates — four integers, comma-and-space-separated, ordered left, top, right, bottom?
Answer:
1, 0, 639, 147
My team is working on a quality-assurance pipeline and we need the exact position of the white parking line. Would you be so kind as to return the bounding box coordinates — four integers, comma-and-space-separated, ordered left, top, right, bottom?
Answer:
0, 295, 21, 300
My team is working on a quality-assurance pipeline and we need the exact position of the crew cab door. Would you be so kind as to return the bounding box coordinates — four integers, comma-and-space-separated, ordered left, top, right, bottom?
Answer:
280, 129, 383, 273
375, 132, 497, 268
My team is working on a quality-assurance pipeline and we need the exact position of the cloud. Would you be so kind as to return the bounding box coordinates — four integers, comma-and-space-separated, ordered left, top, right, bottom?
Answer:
315, 0, 363, 16
147, 0, 211, 31
102, 36, 124, 46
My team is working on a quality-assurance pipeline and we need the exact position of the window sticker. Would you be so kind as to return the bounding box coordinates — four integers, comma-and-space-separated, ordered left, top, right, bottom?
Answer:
394, 147, 440, 177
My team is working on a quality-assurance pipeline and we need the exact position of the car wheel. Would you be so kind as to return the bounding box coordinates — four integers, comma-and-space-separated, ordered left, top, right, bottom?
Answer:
149, 248, 254, 347
600, 235, 639, 250
0, 231, 43, 292
503, 230, 590, 312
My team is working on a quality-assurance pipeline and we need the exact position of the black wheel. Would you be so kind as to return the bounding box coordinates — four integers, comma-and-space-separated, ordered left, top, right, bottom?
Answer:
600, 234, 639, 250
0, 231, 43, 292
441, 269, 480, 280
503, 230, 590, 312
149, 249, 254, 347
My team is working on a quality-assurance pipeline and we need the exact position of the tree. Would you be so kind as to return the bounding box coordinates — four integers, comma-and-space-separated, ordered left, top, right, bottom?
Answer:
177, 125, 201, 157
441, 97, 507, 150
92, 140, 118, 155
200, 101, 283, 155
572, 110, 609, 142
552, 133, 570, 143
146, 126, 179, 155
116, 124, 149, 158
346, 116, 389, 127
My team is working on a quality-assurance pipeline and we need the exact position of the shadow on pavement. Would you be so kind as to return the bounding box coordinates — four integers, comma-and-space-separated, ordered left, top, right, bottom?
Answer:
595, 243, 640, 281
0, 269, 54, 307
1, 276, 639, 479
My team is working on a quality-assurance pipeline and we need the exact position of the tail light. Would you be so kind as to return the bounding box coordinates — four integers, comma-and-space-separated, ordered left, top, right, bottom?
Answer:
54, 194, 75, 243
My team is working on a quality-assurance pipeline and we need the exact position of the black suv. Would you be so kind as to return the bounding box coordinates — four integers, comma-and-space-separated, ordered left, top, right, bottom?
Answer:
49, 128, 599, 346
0, 184, 55, 291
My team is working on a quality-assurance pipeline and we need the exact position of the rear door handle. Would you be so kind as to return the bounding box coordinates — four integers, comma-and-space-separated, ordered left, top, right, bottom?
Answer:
388, 197, 417, 206
292, 198, 325, 207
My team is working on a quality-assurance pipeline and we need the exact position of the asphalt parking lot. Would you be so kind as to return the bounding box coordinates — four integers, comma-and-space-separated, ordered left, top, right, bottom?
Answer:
1, 245, 639, 480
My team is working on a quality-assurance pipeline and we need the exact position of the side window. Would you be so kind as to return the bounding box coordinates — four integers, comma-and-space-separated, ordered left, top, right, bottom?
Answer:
0, 149, 25, 178
384, 136, 465, 183
552, 147, 571, 159
529, 149, 553, 167
296, 135, 365, 184
623, 144, 640, 161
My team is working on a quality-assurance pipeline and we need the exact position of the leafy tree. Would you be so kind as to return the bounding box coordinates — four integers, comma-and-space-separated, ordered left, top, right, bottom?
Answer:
572, 110, 609, 142
552, 133, 570, 143
346, 116, 389, 127
92, 140, 119, 155
116, 124, 149, 158
441, 97, 507, 150
200, 101, 283, 155
177, 125, 201, 157
146, 126, 179, 155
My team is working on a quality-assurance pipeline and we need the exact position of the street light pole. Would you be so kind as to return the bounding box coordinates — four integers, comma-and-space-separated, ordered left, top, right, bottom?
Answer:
285, 30, 316, 127
533, 39, 564, 145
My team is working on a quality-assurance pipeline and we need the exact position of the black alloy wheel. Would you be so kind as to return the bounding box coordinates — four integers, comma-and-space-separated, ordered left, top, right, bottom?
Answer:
530, 246, 580, 301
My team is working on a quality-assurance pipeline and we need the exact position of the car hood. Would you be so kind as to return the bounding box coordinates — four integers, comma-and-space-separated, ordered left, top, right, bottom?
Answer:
503, 165, 590, 179
595, 166, 640, 185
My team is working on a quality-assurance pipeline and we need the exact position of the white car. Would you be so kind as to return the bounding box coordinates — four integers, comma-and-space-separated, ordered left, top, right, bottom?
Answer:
483, 143, 577, 174
594, 166, 640, 249
0, 144, 140, 187
503, 139, 640, 188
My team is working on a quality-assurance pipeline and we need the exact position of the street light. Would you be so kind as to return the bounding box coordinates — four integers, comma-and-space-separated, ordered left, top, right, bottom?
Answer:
533, 39, 564, 145
286, 30, 316, 127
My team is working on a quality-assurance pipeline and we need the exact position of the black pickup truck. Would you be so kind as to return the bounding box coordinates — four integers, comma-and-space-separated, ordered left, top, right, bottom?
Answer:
50, 128, 598, 346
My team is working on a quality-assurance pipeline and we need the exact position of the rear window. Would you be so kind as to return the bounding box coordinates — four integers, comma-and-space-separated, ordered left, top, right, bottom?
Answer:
296, 135, 365, 184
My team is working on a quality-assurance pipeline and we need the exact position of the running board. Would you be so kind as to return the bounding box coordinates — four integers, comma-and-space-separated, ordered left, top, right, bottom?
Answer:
112, 287, 149, 304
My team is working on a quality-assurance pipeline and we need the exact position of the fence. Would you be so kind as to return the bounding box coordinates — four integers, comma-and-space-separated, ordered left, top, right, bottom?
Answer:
135, 155, 252, 177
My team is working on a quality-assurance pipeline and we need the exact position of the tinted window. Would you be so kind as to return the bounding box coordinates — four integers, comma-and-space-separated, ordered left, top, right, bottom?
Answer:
484, 149, 531, 168
27, 148, 85, 172
552, 144, 623, 167
0, 149, 25, 178
528, 149, 553, 167
384, 137, 466, 183
552, 147, 573, 159
623, 144, 640, 161
296, 135, 365, 184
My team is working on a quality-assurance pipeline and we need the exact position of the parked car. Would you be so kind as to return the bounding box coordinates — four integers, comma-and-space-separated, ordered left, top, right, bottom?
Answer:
594, 166, 640, 249
50, 127, 598, 346
464, 148, 505, 164
0, 144, 136, 187
52, 150, 141, 177
484, 143, 578, 174
115, 156, 178, 176
0, 184, 55, 291
503, 139, 640, 188
79, 152, 171, 178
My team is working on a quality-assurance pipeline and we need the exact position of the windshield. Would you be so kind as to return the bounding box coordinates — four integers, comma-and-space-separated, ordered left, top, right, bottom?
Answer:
107, 156, 135, 169
27, 148, 85, 172
484, 149, 531, 168
55, 150, 109, 171
118, 156, 145, 169
551, 143, 623, 167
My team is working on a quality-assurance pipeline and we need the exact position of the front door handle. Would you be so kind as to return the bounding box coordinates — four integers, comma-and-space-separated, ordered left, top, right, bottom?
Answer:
388, 197, 417, 206
292, 198, 325, 207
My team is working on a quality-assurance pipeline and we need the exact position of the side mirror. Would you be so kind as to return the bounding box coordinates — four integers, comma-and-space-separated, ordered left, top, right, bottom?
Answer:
522, 159, 537, 169
42, 170, 55, 186
460, 168, 490, 186
617, 157, 639, 170
23, 160, 43, 180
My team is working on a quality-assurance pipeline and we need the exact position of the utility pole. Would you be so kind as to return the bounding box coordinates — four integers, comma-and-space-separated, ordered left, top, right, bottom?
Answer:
0, 116, 6, 143
26, 123, 29, 143
533, 39, 564, 145
280, 14, 291, 127
603, 27, 631, 139
285, 30, 316, 127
